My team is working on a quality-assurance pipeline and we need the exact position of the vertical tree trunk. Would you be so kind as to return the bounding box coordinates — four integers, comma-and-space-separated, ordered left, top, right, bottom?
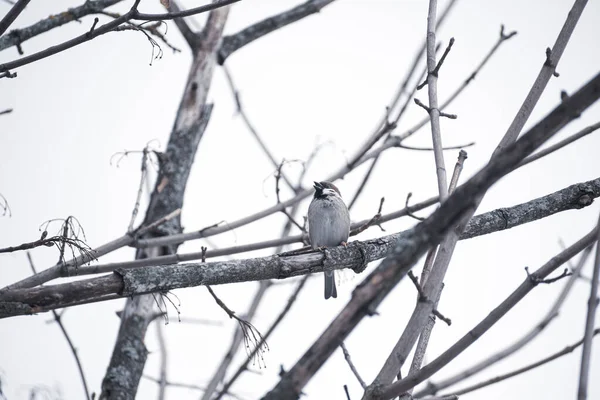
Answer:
99, 7, 230, 400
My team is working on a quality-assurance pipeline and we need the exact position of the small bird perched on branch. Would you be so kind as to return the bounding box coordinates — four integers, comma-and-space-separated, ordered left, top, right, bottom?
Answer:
308, 181, 351, 299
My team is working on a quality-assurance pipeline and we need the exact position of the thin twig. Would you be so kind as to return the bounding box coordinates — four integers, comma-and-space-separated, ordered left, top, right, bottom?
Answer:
2, 208, 181, 290
201, 282, 269, 400
577, 214, 600, 400
33, 175, 600, 278
0, 193, 10, 217
396, 24, 517, 143
156, 321, 168, 400
397, 142, 470, 151
517, 121, 600, 168
214, 275, 309, 400
415, 245, 593, 397
0, 0, 31, 36
274, 160, 305, 232
445, 328, 600, 397
417, 38, 455, 90
340, 342, 367, 389
423, 0, 450, 202
372, 2, 589, 392
26, 253, 91, 400
0, 0, 239, 73
223, 65, 297, 192
128, 147, 150, 232
350, 197, 385, 236
381, 227, 598, 399
205, 286, 268, 364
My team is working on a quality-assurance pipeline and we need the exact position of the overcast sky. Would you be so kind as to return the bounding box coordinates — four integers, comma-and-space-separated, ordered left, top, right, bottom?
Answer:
1, 0, 600, 399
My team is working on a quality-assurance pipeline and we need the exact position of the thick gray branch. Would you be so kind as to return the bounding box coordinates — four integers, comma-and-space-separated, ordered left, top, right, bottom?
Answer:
0, 0, 123, 52
0, 175, 599, 318
218, 0, 336, 64
263, 71, 600, 400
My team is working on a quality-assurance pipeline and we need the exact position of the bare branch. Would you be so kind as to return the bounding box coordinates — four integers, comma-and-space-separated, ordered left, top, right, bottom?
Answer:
577, 213, 600, 400
219, 0, 337, 64
381, 227, 598, 399
341, 342, 367, 389
442, 328, 600, 397
2, 208, 181, 290
26, 253, 91, 400
406, 150, 468, 392
155, 321, 167, 400
416, 244, 594, 397
0, 0, 122, 53
494, 0, 588, 155
201, 282, 269, 400
0, 0, 31, 36
369, 2, 592, 392
263, 70, 600, 400
424, 0, 450, 202
396, 24, 517, 143
223, 65, 297, 192
214, 275, 309, 400
0, 193, 10, 216
0, 0, 238, 74
164, 0, 198, 49
517, 121, 600, 169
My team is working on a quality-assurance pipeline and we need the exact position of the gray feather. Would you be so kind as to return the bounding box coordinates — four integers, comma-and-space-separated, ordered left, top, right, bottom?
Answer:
308, 195, 350, 300
308, 196, 350, 248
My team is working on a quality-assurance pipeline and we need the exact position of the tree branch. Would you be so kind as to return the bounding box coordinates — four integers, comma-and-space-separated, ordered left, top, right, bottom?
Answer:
0, 0, 31, 36
368, 1, 591, 392
0, 0, 238, 74
380, 227, 598, 399
164, 0, 198, 49
262, 69, 600, 400
1, 173, 598, 319
415, 244, 594, 397
219, 0, 337, 64
577, 213, 600, 400
443, 328, 600, 397
0, 0, 122, 53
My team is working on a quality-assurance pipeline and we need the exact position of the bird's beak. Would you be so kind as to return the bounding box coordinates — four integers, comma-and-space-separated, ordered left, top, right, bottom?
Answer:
313, 181, 322, 190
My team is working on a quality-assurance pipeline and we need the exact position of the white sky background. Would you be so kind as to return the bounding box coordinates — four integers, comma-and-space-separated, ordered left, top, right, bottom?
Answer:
1, 0, 600, 399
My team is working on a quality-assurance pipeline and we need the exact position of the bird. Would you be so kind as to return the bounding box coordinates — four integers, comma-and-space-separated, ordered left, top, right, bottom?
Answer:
308, 181, 351, 299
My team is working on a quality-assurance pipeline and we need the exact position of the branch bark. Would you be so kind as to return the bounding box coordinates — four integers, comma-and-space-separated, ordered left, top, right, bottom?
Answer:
366, 0, 590, 393
0, 174, 599, 319
262, 69, 600, 400
379, 227, 598, 399
218, 0, 337, 64
99, 3, 232, 398
0, 0, 31, 36
0, 0, 122, 52
577, 213, 600, 400
0, 0, 238, 74
415, 244, 594, 397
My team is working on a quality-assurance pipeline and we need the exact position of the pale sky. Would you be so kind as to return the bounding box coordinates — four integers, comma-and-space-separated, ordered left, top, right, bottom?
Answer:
1, 1, 600, 399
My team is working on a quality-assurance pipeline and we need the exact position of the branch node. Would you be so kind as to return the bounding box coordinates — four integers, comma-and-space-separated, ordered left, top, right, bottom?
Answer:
499, 24, 517, 40
525, 266, 572, 285
87, 17, 99, 38
545, 47, 560, 77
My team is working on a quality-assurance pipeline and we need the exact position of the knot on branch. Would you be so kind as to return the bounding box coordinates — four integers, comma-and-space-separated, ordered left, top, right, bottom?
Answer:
573, 184, 595, 208
544, 47, 560, 77
525, 266, 571, 285
495, 208, 510, 229
352, 242, 370, 274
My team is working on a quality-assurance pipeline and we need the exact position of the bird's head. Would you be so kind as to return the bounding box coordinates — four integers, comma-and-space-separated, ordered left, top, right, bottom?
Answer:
313, 181, 342, 199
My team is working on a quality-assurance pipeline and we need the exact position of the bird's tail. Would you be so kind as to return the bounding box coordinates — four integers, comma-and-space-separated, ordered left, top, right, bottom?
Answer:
324, 271, 337, 299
